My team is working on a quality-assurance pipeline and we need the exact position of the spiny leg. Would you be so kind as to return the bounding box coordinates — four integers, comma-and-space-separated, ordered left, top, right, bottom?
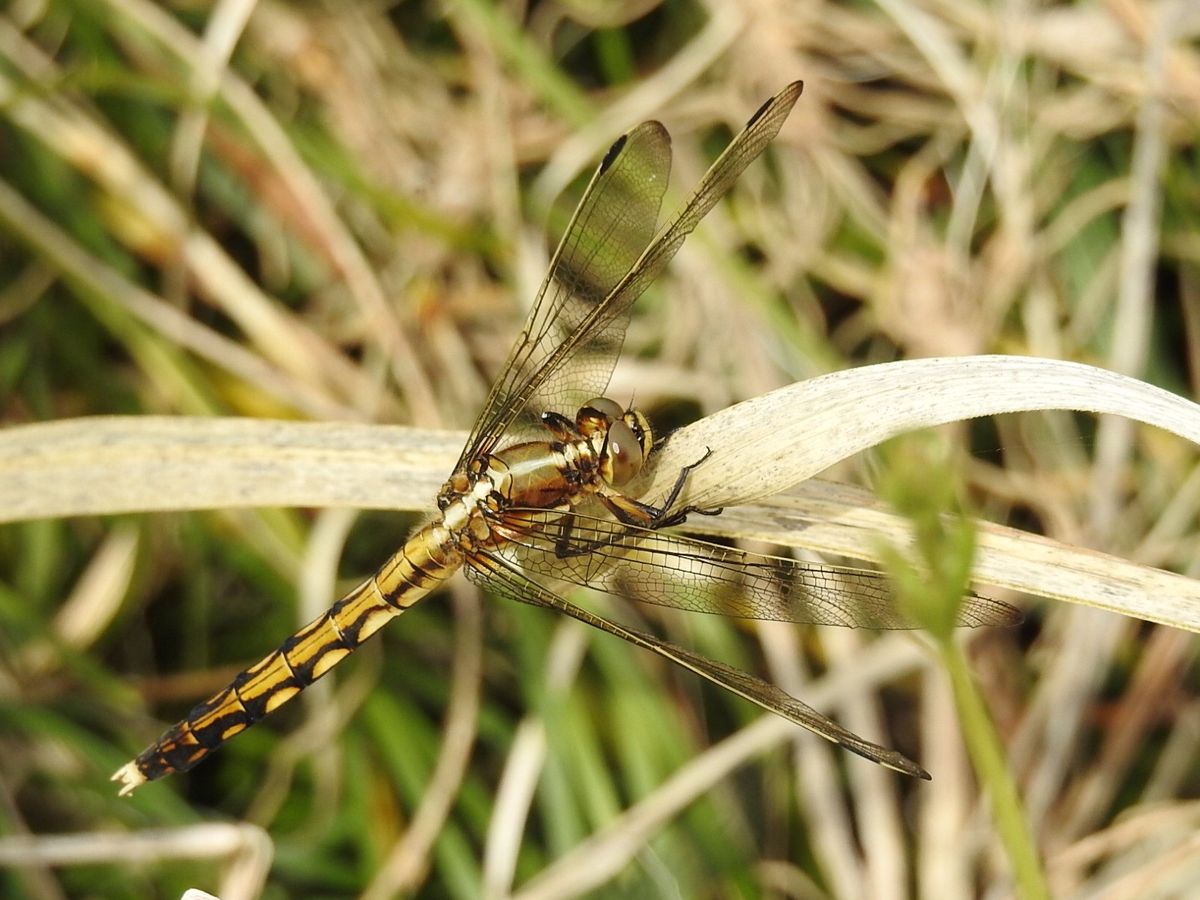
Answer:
550, 449, 723, 561
601, 447, 723, 529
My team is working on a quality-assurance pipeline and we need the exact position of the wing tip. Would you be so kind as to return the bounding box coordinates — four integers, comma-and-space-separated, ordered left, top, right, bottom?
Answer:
843, 741, 932, 781
958, 593, 1024, 628
745, 81, 805, 129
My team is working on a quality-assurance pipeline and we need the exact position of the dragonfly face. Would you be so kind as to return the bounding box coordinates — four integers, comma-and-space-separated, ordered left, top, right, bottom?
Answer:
576, 399, 654, 488
113, 81, 1020, 797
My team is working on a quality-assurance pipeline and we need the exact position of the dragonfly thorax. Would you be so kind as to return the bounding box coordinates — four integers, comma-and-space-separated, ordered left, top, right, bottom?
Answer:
433, 397, 654, 539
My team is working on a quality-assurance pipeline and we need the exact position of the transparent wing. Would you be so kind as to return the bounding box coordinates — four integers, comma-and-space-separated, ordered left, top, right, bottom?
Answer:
487, 508, 1022, 629
454, 120, 671, 470
456, 81, 805, 471
466, 548, 930, 779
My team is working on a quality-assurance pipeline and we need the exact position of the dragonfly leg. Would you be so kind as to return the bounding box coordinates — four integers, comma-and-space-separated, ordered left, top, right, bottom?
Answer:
545, 504, 643, 560
643, 446, 724, 526
654, 446, 713, 511
540, 411, 578, 441
598, 447, 723, 529
651, 502, 725, 529
542, 501, 724, 565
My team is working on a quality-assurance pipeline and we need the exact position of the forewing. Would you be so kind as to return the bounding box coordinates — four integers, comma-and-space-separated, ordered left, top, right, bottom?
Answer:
489, 508, 1022, 629
454, 121, 672, 472
457, 81, 805, 471
580, 82, 805, 342
466, 549, 929, 778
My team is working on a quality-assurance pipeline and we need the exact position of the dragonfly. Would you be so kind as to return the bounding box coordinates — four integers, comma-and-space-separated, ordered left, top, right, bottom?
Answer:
113, 81, 1019, 795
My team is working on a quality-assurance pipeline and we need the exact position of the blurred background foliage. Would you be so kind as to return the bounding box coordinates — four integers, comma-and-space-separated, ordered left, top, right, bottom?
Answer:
2, 0, 1200, 897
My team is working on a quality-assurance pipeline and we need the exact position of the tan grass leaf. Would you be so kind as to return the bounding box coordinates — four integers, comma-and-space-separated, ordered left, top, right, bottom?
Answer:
4, 356, 1197, 630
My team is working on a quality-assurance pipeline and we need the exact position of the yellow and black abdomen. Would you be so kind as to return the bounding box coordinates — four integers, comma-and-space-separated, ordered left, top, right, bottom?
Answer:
115, 523, 459, 792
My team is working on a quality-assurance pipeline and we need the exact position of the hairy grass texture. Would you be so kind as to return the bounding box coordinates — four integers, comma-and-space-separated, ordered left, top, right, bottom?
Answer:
2, 1, 1200, 898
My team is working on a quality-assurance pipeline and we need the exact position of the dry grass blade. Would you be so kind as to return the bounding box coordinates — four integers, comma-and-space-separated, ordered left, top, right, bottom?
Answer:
0, 417, 458, 520
0, 825, 272, 900
6, 354, 1199, 632
641, 356, 1200, 510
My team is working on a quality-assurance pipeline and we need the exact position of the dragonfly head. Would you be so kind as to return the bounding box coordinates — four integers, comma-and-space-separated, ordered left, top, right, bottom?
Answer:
577, 398, 654, 487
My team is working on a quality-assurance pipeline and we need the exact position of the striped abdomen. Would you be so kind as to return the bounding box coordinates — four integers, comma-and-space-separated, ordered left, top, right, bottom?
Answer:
113, 523, 459, 795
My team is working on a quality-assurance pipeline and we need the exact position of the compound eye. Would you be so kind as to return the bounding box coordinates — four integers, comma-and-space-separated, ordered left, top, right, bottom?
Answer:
604, 420, 644, 486
577, 397, 624, 436
581, 397, 623, 421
